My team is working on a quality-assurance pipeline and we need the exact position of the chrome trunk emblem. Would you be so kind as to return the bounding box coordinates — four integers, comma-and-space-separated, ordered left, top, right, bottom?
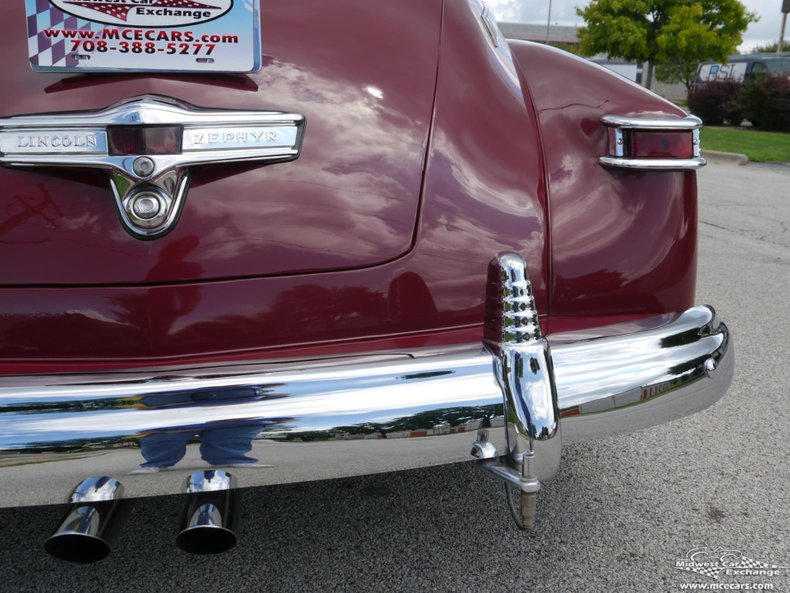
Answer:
0, 95, 305, 238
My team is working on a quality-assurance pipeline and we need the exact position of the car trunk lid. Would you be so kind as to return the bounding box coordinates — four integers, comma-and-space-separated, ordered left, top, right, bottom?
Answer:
0, 0, 441, 285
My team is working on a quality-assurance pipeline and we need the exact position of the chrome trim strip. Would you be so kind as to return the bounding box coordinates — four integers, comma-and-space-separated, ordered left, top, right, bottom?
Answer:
479, 2, 501, 47
600, 156, 707, 170
0, 306, 732, 508
2, 147, 302, 173
601, 114, 703, 130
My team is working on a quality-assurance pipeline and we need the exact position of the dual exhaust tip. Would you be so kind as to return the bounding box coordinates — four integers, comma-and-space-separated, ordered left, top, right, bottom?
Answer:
45, 471, 237, 563
176, 470, 237, 556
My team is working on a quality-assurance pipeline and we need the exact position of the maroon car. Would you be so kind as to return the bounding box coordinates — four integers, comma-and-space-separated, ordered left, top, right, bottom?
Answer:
0, 0, 732, 562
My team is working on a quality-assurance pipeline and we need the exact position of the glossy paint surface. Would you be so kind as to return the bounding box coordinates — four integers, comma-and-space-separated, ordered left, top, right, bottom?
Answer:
0, 0, 698, 366
0, 0, 441, 284
510, 43, 698, 318
0, 0, 551, 363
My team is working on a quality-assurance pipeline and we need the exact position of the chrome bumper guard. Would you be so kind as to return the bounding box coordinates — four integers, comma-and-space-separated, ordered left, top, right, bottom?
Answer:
0, 255, 733, 512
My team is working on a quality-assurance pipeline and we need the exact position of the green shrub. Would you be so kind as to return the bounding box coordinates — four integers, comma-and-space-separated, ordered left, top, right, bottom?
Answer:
688, 80, 744, 126
742, 74, 790, 132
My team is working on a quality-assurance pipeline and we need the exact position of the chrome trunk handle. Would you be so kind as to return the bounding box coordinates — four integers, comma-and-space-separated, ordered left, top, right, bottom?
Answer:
0, 95, 305, 238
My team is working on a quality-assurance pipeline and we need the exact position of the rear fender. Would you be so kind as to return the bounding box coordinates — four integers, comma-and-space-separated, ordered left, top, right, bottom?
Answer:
509, 42, 698, 328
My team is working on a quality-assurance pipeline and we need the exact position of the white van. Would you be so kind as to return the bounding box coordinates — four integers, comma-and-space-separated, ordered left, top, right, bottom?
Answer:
697, 53, 790, 83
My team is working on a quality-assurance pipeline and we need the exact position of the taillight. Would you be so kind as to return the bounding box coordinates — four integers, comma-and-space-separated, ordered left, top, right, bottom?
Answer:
600, 114, 705, 170
107, 125, 183, 156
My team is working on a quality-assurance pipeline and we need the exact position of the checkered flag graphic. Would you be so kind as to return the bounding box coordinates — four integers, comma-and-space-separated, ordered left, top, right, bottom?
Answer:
734, 555, 788, 570
26, 0, 101, 68
732, 555, 784, 569
678, 565, 727, 579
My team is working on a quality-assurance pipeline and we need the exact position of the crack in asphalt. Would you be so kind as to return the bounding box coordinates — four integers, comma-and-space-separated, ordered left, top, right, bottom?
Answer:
700, 220, 790, 250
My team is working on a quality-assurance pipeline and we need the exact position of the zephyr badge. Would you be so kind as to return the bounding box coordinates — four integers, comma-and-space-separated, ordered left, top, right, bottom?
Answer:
0, 95, 305, 238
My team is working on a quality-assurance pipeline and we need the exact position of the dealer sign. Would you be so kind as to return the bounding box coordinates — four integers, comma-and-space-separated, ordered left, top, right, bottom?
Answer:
25, 0, 261, 73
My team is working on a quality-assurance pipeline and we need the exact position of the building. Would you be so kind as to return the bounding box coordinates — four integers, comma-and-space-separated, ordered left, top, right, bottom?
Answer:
498, 22, 580, 45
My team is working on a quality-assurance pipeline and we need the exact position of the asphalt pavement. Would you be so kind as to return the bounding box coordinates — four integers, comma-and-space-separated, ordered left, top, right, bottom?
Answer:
1, 161, 788, 593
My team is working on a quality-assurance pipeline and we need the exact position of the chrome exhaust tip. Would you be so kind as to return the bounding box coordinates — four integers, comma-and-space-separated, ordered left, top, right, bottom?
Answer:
44, 476, 124, 563
177, 470, 237, 555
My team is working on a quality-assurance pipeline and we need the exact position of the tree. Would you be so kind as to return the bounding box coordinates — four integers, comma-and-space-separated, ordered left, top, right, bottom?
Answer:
750, 42, 780, 52
547, 41, 584, 56
577, 0, 757, 90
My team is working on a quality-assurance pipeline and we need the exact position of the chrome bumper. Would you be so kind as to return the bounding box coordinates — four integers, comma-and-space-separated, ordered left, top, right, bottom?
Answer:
0, 304, 732, 508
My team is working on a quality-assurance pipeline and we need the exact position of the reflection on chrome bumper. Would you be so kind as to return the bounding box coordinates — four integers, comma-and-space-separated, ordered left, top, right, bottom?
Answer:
0, 305, 732, 508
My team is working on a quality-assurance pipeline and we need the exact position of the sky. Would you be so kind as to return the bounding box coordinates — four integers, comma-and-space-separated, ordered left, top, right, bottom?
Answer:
487, 0, 787, 51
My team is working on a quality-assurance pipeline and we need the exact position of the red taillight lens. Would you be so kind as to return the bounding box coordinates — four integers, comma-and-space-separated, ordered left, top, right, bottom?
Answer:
107, 125, 183, 156
600, 114, 703, 170
608, 129, 695, 159
628, 131, 694, 159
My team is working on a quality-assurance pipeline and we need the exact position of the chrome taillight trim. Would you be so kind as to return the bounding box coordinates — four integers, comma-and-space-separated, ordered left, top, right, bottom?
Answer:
600, 114, 706, 170
599, 156, 707, 170
601, 114, 703, 130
